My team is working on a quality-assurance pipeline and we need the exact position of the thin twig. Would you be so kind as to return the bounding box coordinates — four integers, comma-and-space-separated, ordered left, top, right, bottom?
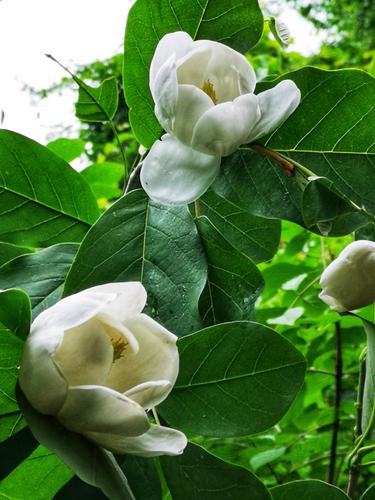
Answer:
327, 321, 343, 484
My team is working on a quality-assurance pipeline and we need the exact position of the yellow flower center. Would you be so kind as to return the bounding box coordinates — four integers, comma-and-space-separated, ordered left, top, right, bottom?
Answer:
201, 79, 218, 104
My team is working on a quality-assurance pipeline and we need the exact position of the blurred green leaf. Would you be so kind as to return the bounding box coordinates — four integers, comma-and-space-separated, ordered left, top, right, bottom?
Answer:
81, 162, 123, 201
270, 479, 350, 499
47, 138, 86, 162
250, 447, 286, 472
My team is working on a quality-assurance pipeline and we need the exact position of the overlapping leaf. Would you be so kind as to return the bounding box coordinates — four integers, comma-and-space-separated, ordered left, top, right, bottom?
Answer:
0, 244, 78, 318
64, 190, 207, 336
270, 479, 350, 499
214, 68, 375, 236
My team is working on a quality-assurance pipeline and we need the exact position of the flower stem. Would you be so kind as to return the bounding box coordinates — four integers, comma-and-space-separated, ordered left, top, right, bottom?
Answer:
109, 120, 129, 185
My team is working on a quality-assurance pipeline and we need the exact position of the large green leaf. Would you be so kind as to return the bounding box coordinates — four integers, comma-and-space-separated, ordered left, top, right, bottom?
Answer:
161, 443, 271, 500
213, 68, 375, 236
197, 217, 264, 325
123, 0, 264, 147
0, 289, 30, 444
361, 320, 375, 433
199, 190, 281, 263
159, 321, 306, 436
270, 480, 350, 500
0, 130, 99, 247
258, 67, 374, 153
0, 244, 78, 318
64, 190, 207, 336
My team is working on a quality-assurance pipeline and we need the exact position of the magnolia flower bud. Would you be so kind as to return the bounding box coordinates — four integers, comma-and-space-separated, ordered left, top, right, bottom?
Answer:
319, 240, 375, 312
19, 282, 187, 457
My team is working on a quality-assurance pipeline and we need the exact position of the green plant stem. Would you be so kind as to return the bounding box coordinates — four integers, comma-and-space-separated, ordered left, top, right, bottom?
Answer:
124, 159, 143, 195
109, 120, 129, 184
249, 144, 375, 225
194, 199, 201, 218
327, 321, 343, 485
346, 357, 369, 497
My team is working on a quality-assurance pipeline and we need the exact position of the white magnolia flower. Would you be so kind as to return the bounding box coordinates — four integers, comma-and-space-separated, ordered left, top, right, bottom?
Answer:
319, 240, 375, 312
19, 282, 187, 457
140, 31, 301, 204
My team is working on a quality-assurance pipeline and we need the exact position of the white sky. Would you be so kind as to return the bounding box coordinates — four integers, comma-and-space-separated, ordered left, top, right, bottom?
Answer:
0, 0, 323, 147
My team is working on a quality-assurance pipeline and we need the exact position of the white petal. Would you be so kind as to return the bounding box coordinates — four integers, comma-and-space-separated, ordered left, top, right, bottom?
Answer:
105, 313, 178, 401
124, 380, 172, 409
192, 93, 260, 156
19, 329, 68, 415
58, 385, 149, 437
87, 282, 147, 322
53, 319, 113, 386
177, 40, 256, 102
140, 134, 221, 205
194, 40, 257, 100
150, 32, 194, 89
85, 424, 187, 456
247, 80, 301, 143
152, 54, 178, 132
172, 84, 214, 145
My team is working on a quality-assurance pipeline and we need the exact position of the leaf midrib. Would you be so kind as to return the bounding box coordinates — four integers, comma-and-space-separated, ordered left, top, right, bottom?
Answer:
175, 359, 305, 389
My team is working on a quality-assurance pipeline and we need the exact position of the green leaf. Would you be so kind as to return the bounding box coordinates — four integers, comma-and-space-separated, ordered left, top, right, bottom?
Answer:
81, 162, 124, 200
199, 190, 281, 264
0, 244, 78, 318
249, 447, 286, 472
47, 138, 86, 162
161, 443, 271, 500
0, 446, 73, 499
0, 289, 30, 444
197, 217, 264, 325
0, 242, 33, 267
0, 130, 99, 247
302, 176, 367, 235
75, 77, 119, 122
0, 289, 31, 341
123, 0, 264, 147
121, 456, 162, 500
356, 223, 375, 242
159, 321, 306, 437
258, 67, 375, 154
361, 485, 375, 500
17, 387, 135, 500
214, 68, 375, 235
362, 320, 375, 433
64, 190, 207, 337
270, 479, 350, 500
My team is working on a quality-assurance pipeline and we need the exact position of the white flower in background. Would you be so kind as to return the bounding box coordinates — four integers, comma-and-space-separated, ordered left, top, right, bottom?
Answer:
140, 31, 301, 205
319, 240, 375, 312
19, 282, 187, 457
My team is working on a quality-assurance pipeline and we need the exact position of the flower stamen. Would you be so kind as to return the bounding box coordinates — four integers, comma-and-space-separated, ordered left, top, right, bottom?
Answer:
202, 79, 218, 104
111, 338, 128, 363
